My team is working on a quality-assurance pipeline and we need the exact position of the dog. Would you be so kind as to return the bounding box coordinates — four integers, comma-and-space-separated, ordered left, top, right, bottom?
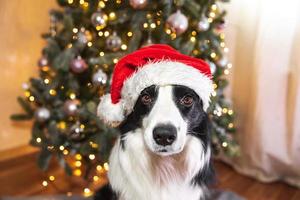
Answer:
95, 84, 214, 200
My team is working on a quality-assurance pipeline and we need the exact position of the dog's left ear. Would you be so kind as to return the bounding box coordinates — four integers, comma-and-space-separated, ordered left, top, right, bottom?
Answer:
192, 111, 216, 186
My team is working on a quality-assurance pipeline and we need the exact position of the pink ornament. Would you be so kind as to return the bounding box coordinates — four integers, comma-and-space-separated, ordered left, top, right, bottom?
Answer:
70, 57, 88, 73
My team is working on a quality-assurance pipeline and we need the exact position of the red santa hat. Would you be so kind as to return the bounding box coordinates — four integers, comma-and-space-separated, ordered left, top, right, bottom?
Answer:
97, 44, 213, 126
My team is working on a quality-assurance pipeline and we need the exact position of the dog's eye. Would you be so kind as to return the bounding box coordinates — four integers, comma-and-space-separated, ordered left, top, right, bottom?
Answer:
141, 94, 152, 105
180, 95, 194, 107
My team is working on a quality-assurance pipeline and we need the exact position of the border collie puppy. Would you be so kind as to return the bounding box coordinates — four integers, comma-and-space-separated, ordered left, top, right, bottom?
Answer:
95, 45, 214, 200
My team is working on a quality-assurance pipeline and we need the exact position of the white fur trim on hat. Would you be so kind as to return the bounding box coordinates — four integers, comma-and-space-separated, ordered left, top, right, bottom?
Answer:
97, 94, 124, 127
98, 61, 213, 126
121, 61, 213, 114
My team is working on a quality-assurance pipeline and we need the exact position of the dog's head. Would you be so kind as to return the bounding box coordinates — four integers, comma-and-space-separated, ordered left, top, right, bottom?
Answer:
119, 84, 209, 156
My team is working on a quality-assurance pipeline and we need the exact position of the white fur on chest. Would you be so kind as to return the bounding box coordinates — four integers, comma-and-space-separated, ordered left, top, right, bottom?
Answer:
108, 130, 209, 200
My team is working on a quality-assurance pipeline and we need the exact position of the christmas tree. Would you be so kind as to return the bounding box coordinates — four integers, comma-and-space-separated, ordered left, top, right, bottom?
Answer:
12, 0, 238, 184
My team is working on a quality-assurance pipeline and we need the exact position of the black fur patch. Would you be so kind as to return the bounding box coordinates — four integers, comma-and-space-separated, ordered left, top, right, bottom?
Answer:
119, 85, 158, 149
94, 184, 118, 200
172, 85, 215, 186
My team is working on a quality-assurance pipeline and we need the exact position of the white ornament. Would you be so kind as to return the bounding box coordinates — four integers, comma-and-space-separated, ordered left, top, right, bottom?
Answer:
197, 17, 210, 32
217, 57, 228, 67
129, 0, 148, 9
166, 10, 188, 35
92, 69, 108, 86
35, 107, 50, 122
208, 61, 217, 74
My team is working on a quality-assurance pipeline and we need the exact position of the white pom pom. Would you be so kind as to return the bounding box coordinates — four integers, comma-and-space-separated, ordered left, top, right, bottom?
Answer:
97, 94, 125, 127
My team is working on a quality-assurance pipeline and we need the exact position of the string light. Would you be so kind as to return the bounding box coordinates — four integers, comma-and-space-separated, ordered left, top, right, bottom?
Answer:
75, 154, 82, 160
68, 0, 73, 4
222, 142, 228, 147
150, 23, 156, 29
98, 31, 104, 37
104, 31, 110, 37
116, 0, 122, 4
211, 4, 217, 11
165, 28, 172, 34
227, 63, 233, 68
224, 47, 229, 53
127, 32, 133, 37
41, 66, 50, 72
109, 12, 116, 20
72, 28, 78, 33
228, 109, 234, 115
213, 83, 218, 89
69, 93, 76, 99
121, 44, 127, 50
87, 42, 93, 47
143, 23, 148, 29
83, 188, 93, 197
224, 69, 230, 75
190, 36, 196, 42
113, 58, 118, 64
99, 51, 105, 56
220, 33, 225, 39
90, 142, 99, 148
44, 79, 50, 84
75, 161, 82, 167
49, 89, 57, 96
212, 91, 217, 97
220, 42, 225, 48
192, 49, 199, 55
98, 1, 106, 8
25, 91, 31, 97
210, 52, 217, 58
209, 12, 216, 18
93, 175, 99, 182
63, 149, 69, 155
42, 180, 48, 187
228, 123, 234, 128
89, 154, 96, 160
29, 96, 35, 102
191, 31, 197, 36
59, 145, 65, 151
74, 169, 82, 176
47, 146, 54, 151
208, 18, 213, 23
49, 175, 55, 181
96, 165, 103, 171
36, 137, 42, 143
103, 162, 109, 171
57, 121, 66, 130
79, 0, 84, 5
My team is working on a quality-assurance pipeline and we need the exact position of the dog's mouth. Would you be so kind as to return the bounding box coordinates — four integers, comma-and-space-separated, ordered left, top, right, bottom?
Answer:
151, 144, 184, 156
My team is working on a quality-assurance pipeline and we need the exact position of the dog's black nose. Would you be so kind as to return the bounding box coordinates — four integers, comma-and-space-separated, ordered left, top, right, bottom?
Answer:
153, 124, 177, 146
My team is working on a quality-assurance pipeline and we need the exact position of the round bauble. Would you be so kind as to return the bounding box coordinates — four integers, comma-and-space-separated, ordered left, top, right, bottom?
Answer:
208, 61, 217, 74
166, 10, 188, 35
91, 10, 108, 30
129, 0, 148, 9
217, 57, 228, 67
64, 99, 80, 116
141, 37, 153, 47
38, 56, 49, 67
197, 17, 210, 32
106, 33, 122, 51
35, 107, 50, 122
70, 57, 88, 73
92, 69, 108, 86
